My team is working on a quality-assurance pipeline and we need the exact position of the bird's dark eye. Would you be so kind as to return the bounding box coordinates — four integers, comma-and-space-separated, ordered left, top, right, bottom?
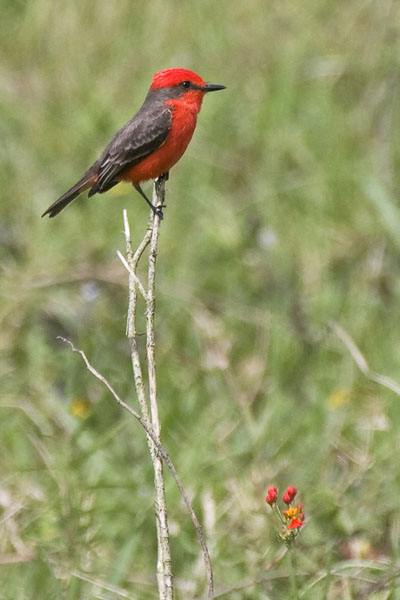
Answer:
181, 80, 191, 89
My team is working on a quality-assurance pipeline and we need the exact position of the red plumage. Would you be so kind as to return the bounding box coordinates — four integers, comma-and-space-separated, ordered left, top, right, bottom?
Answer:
150, 68, 206, 89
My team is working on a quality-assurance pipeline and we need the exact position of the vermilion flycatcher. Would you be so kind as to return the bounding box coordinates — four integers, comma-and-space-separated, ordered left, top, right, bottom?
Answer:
42, 68, 225, 219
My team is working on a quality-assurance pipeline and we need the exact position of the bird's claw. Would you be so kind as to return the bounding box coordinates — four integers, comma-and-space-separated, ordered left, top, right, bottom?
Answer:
155, 206, 164, 220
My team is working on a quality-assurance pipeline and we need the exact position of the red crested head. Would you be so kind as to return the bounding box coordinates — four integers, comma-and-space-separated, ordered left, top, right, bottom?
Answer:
150, 68, 206, 90
149, 69, 225, 114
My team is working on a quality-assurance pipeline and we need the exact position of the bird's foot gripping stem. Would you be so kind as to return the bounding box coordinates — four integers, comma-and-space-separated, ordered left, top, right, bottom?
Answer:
134, 183, 166, 220
153, 172, 169, 218
154, 204, 165, 220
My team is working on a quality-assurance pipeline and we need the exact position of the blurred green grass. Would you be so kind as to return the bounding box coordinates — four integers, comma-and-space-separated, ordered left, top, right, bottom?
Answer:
2, 0, 400, 597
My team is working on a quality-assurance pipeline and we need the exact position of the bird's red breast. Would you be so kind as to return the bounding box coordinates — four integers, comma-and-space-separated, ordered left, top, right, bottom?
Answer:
119, 105, 198, 184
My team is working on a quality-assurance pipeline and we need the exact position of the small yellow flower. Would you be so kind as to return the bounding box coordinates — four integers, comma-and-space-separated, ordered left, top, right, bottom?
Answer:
70, 397, 91, 419
283, 507, 298, 519
328, 388, 351, 409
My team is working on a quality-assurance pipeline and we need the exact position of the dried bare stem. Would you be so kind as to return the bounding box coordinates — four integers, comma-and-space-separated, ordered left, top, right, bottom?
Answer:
329, 321, 400, 397
124, 210, 152, 426
145, 180, 172, 597
121, 180, 171, 598
147, 181, 162, 437
117, 250, 147, 300
122, 176, 214, 599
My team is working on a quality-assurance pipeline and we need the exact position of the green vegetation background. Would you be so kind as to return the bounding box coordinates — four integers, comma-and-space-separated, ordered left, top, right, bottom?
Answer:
2, 1, 400, 598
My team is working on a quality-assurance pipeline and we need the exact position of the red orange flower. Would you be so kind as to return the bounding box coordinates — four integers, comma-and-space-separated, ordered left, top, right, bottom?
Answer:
288, 517, 304, 530
283, 507, 298, 519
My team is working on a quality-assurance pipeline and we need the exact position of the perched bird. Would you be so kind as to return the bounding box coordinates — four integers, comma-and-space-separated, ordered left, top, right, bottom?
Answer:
42, 68, 225, 219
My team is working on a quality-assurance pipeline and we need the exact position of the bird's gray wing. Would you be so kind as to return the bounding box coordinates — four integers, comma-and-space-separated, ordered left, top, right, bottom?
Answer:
90, 102, 172, 195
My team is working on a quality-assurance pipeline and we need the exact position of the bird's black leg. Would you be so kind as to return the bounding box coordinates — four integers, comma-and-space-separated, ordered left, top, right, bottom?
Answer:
134, 184, 164, 219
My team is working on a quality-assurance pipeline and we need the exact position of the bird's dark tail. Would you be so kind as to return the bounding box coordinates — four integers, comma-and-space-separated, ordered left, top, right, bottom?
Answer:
42, 171, 96, 218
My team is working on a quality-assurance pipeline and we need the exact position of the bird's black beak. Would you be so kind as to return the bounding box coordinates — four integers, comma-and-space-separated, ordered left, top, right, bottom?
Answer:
203, 83, 226, 92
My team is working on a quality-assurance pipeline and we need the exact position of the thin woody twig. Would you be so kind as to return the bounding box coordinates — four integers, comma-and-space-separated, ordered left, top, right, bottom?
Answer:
145, 179, 172, 597
123, 210, 151, 425
72, 570, 137, 600
117, 250, 147, 300
122, 192, 171, 598
58, 337, 147, 423
329, 321, 400, 397
123, 180, 214, 599
147, 179, 163, 437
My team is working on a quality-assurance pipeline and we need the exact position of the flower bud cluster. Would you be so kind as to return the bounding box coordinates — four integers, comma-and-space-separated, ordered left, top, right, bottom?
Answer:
265, 485, 304, 546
